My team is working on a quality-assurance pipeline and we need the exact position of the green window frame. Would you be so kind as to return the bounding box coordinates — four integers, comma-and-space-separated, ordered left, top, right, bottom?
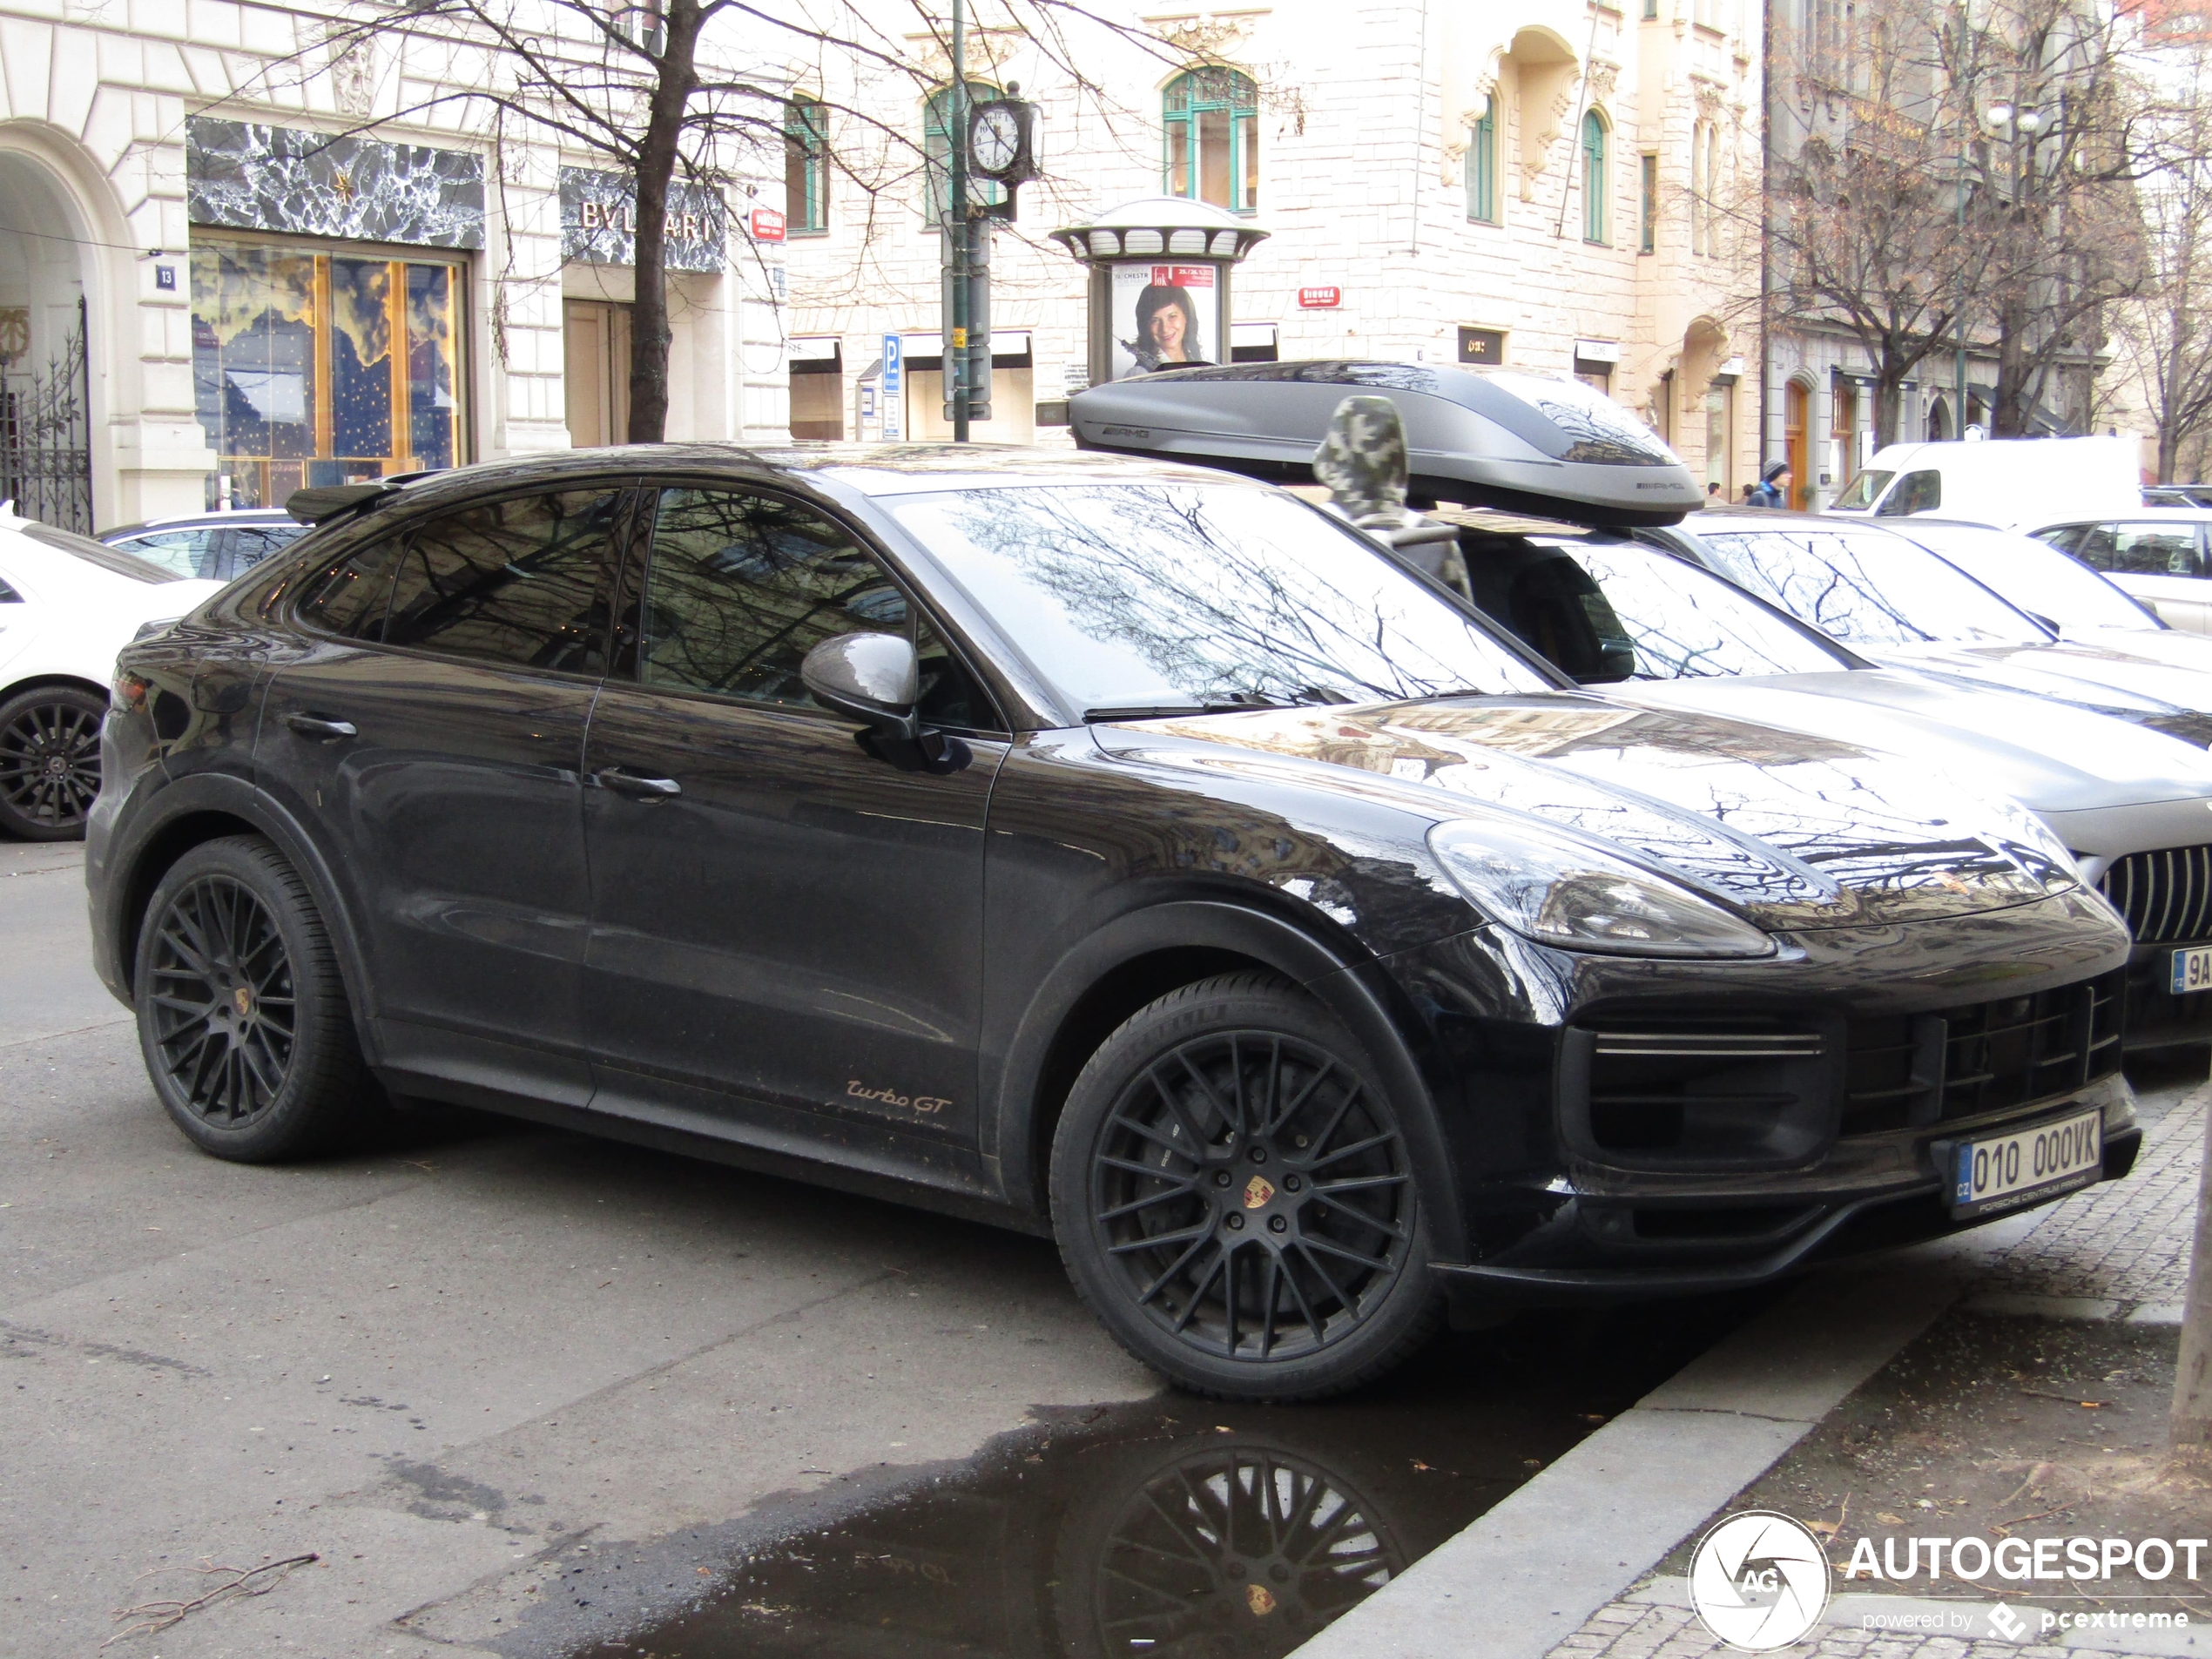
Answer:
923, 80, 1004, 224
1163, 67, 1259, 212
1581, 111, 1609, 245
1639, 152, 1657, 252
784, 101, 829, 235
1467, 97, 1498, 224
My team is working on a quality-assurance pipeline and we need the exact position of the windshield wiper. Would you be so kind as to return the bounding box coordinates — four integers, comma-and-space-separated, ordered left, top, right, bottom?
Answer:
1082, 698, 1288, 722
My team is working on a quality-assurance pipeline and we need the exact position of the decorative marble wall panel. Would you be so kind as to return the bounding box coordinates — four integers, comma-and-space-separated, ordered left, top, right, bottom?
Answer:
559, 167, 725, 273
186, 118, 486, 250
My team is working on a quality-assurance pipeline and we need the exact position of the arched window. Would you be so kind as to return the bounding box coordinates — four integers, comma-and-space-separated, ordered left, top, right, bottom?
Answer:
1163, 68, 1259, 212
1581, 110, 1609, 244
785, 100, 829, 235
1467, 97, 1498, 224
923, 81, 1004, 223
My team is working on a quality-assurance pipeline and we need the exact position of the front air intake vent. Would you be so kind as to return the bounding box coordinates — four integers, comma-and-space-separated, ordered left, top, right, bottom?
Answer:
1561, 1016, 1841, 1171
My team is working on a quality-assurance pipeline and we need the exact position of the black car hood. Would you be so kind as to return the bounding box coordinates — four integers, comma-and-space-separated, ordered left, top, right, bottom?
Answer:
1090, 696, 2068, 932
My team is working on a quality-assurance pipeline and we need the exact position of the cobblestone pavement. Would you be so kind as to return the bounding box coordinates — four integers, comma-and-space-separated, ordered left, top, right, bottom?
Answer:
1544, 1088, 2209, 1659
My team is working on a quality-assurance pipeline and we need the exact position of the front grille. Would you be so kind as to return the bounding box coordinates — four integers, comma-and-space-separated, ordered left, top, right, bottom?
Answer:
2100, 845, 2212, 943
1842, 971, 2121, 1135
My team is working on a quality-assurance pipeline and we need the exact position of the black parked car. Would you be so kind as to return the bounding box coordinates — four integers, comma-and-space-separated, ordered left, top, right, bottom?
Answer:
89, 445, 2137, 1399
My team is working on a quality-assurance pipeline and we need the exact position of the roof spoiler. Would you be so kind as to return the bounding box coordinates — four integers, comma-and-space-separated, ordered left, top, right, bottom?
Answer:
286, 469, 443, 525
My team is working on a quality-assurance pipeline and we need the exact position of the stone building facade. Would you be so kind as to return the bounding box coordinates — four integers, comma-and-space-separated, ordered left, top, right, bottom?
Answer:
781, 0, 1764, 497
0, 0, 790, 532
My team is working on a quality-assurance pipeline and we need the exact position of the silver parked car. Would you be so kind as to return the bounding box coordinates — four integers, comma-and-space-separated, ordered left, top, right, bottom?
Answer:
1440, 509, 2212, 1050
1647, 509, 2212, 747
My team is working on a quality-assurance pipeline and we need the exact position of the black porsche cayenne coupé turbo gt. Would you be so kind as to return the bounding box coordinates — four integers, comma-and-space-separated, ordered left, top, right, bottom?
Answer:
88, 444, 2140, 1399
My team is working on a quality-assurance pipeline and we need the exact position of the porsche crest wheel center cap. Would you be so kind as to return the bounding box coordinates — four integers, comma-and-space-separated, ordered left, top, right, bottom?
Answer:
1243, 1174, 1276, 1210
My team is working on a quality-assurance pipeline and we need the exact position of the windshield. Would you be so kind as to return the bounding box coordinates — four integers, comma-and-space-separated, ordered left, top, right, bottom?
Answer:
17, 522, 175, 583
1563, 543, 1853, 679
1897, 522, 2158, 633
888, 484, 1556, 717
1831, 470, 1892, 511
1690, 525, 2052, 649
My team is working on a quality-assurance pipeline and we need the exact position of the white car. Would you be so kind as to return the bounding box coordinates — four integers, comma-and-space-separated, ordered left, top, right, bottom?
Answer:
2029, 507, 2212, 633
0, 512, 223, 840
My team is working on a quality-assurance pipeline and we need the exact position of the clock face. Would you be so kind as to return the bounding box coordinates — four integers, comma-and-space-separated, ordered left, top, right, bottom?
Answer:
972, 106, 1022, 175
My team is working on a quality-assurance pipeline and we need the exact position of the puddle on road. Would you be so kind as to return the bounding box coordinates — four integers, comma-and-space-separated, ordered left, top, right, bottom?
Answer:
571, 1297, 1763, 1659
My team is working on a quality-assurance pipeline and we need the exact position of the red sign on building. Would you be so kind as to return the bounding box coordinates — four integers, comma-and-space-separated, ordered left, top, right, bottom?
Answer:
750, 206, 787, 242
1298, 286, 1342, 308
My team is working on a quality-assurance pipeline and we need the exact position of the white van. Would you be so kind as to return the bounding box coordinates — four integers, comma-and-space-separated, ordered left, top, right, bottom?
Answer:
1827, 435, 2141, 529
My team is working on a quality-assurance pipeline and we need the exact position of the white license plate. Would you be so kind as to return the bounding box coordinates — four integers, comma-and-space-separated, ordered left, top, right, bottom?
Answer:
2173, 946, 2212, 995
1949, 1107, 2103, 1219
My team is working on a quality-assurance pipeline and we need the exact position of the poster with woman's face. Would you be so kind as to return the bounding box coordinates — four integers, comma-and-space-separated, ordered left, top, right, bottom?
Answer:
1110, 263, 1217, 378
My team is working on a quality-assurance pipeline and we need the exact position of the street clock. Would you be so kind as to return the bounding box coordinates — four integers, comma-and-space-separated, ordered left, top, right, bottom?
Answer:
968, 92, 1040, 188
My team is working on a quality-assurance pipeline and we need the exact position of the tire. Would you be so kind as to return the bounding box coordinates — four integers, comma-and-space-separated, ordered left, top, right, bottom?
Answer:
1049, 972, 1444, 1401
133, 835, 378, 1162
0, 684, 105, 840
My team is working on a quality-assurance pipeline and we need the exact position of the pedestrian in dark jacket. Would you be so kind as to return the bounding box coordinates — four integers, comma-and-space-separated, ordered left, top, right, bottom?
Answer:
1748, 459, 1791, 508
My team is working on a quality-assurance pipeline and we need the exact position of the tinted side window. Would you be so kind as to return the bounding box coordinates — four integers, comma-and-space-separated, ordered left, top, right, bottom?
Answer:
638, 487, 991, 728
383, 489, 624, 672
0, 577, 19, 604
2035, 524, 2087, 556
1889, 470, 1940, 515
295, 535, 406, 639
2109, 523, 2203, 577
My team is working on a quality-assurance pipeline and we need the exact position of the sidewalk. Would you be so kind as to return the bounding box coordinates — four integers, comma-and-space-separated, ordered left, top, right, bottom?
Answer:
1547, 1089, 2207, 1659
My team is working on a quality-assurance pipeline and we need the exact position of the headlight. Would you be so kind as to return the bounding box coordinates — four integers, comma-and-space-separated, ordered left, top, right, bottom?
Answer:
1427, 818, 1776, 959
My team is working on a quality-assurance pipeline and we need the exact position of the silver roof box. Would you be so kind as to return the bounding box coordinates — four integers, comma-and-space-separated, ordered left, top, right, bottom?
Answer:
1069, 361, 1703, 527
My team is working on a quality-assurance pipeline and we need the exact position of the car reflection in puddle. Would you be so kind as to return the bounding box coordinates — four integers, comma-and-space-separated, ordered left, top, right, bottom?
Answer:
571, 1299, 1758, 1659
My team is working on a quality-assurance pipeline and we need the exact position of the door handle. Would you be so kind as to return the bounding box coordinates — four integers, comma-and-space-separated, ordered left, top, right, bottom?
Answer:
593, 766, 682, 799
284, 712, 358, 742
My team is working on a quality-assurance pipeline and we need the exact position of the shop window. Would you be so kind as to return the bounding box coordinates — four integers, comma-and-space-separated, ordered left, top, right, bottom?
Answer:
785, 101, 830, 234
1467, 98, 1499, 225
191, 240, 463, 511
1639, 153, 1658, 253
923, 82, 1004, 223
1163, 68, 1259, 212
1581, 111, 1609, 245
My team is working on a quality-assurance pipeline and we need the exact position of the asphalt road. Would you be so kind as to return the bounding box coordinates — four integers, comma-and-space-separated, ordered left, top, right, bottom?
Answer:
0, 840, 1164, 1658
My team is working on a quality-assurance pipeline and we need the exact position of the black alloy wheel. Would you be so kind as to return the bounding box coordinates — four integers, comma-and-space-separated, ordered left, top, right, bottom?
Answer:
134, 836, 376, 1161
1052, 974, 1441, 1400
1056, 1437, 1406, 1658
0, 685, 105, 840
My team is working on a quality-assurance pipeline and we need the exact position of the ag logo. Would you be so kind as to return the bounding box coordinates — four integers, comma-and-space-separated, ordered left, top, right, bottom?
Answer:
1688, 1511, 1830, 1650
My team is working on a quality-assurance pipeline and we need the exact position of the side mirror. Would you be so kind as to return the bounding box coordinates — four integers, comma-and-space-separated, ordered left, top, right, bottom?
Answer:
801, 632, 921, 740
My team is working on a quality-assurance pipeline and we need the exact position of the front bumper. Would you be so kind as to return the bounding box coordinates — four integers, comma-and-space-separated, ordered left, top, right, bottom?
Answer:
1368, 888, 2139, 1305
1433, 1102, 2141, 1305
2120, 939, 2212, 1050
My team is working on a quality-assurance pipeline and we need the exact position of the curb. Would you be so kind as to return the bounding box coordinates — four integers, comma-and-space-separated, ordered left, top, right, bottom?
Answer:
1290, 1210, 2048, 1659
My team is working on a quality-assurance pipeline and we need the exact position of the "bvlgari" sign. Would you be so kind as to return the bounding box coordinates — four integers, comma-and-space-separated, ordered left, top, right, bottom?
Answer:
558, 167, 725, 273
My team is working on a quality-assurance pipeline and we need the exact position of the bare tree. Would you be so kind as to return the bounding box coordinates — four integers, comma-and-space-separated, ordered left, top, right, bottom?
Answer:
1762, 0, 1991, 447
2115, 46, 2212, 481
317, 0, 1159, 442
